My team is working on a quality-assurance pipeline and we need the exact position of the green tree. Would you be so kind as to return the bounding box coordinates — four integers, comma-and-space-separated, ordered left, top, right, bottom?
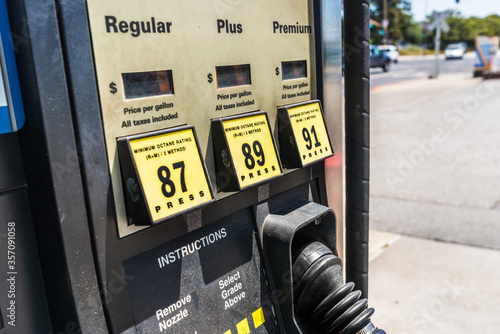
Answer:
432, 13, 500, 49
479, 15, 500, 36
405, 21, 423, 45
441, 12, 470, 47
370, 0, 413, 44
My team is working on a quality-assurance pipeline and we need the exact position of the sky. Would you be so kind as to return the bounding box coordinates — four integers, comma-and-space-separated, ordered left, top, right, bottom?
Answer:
411, 0, 499, 22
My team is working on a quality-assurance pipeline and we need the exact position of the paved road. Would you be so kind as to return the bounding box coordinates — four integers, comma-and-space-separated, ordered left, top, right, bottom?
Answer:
371, 52, 476, 89
368, 53, 500, 333
370, 72, 500, 250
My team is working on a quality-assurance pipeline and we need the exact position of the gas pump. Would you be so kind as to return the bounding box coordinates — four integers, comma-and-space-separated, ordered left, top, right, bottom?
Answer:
0, 0, 385, 333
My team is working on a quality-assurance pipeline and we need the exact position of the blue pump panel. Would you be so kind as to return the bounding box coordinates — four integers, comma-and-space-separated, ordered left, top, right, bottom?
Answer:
0, 0, 24, 134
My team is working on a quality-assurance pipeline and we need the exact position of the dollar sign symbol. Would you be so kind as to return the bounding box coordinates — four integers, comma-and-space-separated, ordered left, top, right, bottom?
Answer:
207, 73, 213, 84
109, 82, 117, 95
275, 67, 280, 76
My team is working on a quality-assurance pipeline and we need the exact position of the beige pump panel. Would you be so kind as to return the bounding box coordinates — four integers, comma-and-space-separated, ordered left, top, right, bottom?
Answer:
86, 0, 317, 237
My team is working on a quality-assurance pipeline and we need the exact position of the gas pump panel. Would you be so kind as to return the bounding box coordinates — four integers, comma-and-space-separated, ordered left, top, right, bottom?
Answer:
85, 0, 317, 236
82, 0, 334, 333
3, 0, 343, 332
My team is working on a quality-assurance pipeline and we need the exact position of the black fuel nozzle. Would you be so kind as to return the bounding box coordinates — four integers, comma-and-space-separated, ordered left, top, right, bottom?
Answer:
292, 242, 386, 334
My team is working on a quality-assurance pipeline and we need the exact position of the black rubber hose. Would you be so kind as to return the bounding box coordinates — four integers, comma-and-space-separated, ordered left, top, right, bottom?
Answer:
344, 0, 371, 298
293, 242, 386, 334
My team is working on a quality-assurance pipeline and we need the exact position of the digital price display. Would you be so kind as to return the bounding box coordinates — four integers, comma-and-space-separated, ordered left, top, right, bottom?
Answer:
278, 100, 333, 168
282, 60, 307, 81
216, 64, 251, 88
122, 69, 174, 100
213, 112, 282, 191
117, 126, 213, 225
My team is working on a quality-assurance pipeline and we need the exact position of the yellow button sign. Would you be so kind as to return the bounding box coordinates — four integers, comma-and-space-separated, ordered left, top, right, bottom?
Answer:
252, 308, 265, 329
236, 318, 250, 334
129, 128, 213, 223
287, 102, 333, 166
222, 113, 282, 189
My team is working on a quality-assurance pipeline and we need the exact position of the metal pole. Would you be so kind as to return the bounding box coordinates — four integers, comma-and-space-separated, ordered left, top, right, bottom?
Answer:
344, 0, 371, 299
434, 26, 441, 77
383, 0, 388, 43
423, 0, 428, 55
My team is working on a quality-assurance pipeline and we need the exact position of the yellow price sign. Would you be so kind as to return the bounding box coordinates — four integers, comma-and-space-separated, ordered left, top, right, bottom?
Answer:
222, 113, 282, 189
286, 101, 333, 166
128, 127, 213, 223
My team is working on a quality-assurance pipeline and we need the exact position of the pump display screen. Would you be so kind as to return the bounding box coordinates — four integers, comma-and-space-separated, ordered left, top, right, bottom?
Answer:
122, 70, 174, 99
216, 64, 251, 88
282, 60, 307, 80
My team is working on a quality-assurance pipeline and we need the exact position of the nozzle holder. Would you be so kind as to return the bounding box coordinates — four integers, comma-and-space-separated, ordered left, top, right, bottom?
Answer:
261, 199, 336, 333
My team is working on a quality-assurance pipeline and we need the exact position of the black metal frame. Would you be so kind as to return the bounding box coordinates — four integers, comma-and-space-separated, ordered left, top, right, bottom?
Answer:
8, 0, 107, 332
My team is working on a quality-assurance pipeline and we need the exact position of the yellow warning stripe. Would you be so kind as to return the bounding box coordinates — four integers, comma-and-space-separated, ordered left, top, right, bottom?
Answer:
223, 307, 266, 334
236, 318, 250, 334
252, 308, 265, 329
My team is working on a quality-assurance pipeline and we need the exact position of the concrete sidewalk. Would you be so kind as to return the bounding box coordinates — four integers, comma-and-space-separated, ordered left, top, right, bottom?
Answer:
369, 230, 500, 333
367, 72, 500, 332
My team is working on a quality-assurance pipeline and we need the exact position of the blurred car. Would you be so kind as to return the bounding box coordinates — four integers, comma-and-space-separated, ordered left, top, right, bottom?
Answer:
445, 43, 466, 60
459, 42, 468, 52
378, 44, 399, 63
342, 53, 344, 75
370, 45, 392, 72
